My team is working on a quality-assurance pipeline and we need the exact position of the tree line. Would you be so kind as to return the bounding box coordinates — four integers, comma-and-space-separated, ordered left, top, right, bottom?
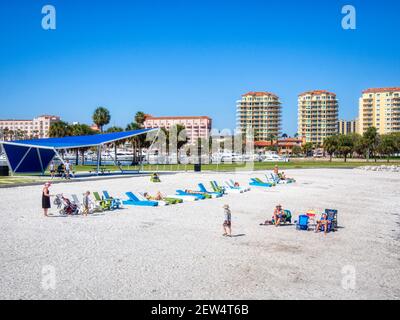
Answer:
48, 107, 189, 165
323, 127, 400, 162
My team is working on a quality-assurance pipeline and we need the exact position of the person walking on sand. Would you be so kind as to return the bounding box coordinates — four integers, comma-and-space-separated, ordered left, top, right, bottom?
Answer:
222, 204, 232, 237
42, 182, 52, 217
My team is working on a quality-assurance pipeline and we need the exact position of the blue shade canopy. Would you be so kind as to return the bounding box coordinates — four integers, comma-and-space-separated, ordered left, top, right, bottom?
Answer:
0, 128, 158, 173
3, 128, 158, 150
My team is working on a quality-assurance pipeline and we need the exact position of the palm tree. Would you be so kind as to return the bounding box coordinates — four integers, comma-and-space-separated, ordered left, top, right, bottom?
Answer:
49, 121, 72, 138
363, 127, 380, 162
92, 107, 111, 132
106, 126, 124, 162
323, 135, 338, 162
126, 122, 141, 164
71, 124, 97, 165
161, 124, 188, 163
302, 142, 313, 157
134, 111, 146, 127
377, 134, 397, 162
337, 134, 354, 162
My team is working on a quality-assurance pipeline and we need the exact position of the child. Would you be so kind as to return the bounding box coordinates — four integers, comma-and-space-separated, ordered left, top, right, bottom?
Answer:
222, 204, 232, 237
82, 191, 91, 216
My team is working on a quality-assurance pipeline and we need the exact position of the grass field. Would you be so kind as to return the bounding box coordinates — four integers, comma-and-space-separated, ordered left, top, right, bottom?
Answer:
1, 159, 399, 186
72, 159, 400, 172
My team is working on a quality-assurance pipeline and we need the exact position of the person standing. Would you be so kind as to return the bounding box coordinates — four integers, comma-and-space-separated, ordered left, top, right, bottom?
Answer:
222, 204, 232, 237
42, 182, 52, 217
49, 161, 55, 179
65, 160, 72, 180
82, 191, 91, 216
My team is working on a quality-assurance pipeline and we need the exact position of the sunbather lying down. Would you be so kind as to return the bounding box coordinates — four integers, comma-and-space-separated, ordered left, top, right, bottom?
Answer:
143, 191, 163, 201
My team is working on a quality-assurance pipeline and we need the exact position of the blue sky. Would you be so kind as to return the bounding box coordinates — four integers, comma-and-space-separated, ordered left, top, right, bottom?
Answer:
0, 0, 399, 135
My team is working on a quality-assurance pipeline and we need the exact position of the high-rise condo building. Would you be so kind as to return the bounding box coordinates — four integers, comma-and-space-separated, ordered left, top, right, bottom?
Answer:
358, 87, 400, 134
298, 90, 339, 145
236, 91, 282, 141
338, 119, 358, 135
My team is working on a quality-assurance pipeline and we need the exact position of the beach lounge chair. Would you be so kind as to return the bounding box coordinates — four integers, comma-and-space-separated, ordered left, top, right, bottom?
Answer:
296, 215, 309, 231
93, 191, 113, 210
249, 178, 273, 188
165, 193, 198, 202
175, 190, 206, 200
229, 179, 250, 191
71, 194, 85, 214
102, 191, 123, 209
146, 194, 182, 204
210, 181, 226, 194
122, 192, 158, 207
150, 173, 161, 183
325, 209, 338, 230
220, 181, 244, 194
198, 183, 223, 198
136, 192, 168, 206
214, 181, 242, 194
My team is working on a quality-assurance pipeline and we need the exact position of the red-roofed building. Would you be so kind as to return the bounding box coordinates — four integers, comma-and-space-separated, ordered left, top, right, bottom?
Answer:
358, 87, 400, 134
254, 137, 306, 155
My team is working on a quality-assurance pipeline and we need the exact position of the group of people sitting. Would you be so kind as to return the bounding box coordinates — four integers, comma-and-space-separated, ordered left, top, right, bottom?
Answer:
260, 204, 333, 234
49, 160, 74, 180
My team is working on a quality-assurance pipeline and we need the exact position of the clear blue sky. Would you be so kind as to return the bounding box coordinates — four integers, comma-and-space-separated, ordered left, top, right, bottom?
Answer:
0, 0, 399, 135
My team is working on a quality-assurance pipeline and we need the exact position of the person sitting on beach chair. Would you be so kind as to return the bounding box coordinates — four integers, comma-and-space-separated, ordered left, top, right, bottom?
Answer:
150, 173, 161, 183
273, 204, 286, 226
315, 213, 332, 234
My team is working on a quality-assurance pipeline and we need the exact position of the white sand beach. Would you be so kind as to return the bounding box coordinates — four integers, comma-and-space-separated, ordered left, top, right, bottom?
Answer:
0, 169, 399, 300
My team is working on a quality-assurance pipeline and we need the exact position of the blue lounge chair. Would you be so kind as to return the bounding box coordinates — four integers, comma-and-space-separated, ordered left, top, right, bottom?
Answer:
123, 192, 158, 207
198, 183, 223, 198
175, 190, 206, 200
325, 209, 338, 230
249, 178, 272, 188
225, 180, 249, 192
296, 215, 309, 231
102, 191, 122, 209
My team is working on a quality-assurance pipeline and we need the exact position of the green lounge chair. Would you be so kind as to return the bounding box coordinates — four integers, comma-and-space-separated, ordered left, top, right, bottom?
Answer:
93, 191, 112, 210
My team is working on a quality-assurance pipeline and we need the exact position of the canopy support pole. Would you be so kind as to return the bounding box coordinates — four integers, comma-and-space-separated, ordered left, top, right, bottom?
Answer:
54, 148, 67, 170
106, 145, 124, 174
2, 146, 14, 176
97, 145, 101, 176
36, 148, 44, 175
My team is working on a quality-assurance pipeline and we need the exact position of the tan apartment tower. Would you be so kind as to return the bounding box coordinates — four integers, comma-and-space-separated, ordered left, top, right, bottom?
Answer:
236, 91, 282, 141
358, 87, 400, 134
298, 90, 338, 145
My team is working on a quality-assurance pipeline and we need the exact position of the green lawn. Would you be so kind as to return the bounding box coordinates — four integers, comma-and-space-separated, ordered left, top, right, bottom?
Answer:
1, 159, 399, 186
70, 159, 400, 172
0, 176, 45, 186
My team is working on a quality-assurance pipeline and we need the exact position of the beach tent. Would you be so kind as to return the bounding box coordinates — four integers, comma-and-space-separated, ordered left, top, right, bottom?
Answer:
0, 128, 158, 174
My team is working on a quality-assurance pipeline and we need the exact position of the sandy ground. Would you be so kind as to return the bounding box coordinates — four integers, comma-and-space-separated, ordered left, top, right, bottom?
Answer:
0, 169, 399, 300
